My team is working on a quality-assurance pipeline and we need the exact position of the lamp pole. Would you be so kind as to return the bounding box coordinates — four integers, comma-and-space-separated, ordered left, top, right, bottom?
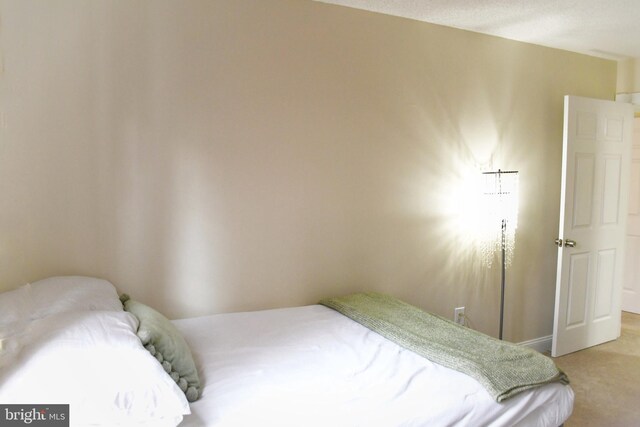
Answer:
499, 218, 506, 340
482, 169, 518, 341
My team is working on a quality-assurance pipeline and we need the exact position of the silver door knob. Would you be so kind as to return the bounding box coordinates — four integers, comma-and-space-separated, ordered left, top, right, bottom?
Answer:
564, 239, 576, 247
555, 238, 563, 247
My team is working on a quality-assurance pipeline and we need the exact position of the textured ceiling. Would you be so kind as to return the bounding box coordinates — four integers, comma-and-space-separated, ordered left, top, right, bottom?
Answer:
314, 0, 640, 60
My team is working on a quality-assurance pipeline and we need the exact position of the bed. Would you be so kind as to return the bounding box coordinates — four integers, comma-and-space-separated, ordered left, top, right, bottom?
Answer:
0, 277, 574, 426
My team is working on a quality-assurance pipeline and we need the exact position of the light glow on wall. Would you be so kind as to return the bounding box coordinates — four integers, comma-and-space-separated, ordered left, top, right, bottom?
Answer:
439, 166, 519, 269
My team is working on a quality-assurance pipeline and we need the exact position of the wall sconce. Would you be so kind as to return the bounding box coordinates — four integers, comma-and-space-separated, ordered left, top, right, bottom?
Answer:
482, 169, 519, 340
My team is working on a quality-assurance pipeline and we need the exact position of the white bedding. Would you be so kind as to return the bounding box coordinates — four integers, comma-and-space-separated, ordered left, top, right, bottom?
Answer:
173, 305, 573, 427
0, 277, 191, 427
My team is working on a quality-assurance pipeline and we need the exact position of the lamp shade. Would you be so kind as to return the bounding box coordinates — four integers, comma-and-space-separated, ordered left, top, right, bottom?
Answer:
481, 170, 519, 267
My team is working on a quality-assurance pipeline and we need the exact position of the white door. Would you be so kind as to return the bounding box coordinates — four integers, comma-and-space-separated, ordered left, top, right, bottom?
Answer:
622, 117, 640, 314
552, 96, 634, 357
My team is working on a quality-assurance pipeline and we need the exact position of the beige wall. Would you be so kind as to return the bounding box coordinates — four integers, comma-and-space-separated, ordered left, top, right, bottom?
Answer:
0, 0, 616, 342
617, 58, 640, 93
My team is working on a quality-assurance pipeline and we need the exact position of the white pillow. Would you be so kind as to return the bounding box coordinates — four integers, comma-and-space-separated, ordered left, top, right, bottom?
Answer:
1, 275, 124, 369
29, 276, 123, 319
0, 310, 190, 426
0, 284, 32, 325
0, 284, 32, 368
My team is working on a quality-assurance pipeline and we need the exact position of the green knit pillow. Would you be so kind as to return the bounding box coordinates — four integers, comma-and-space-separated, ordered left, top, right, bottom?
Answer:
120, 295, 200, 402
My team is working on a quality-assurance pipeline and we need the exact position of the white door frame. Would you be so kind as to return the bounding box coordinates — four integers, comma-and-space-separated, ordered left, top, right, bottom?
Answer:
622, 117, 640, 314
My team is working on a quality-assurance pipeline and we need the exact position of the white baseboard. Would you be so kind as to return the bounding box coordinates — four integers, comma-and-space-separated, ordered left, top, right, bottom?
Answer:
518, 335, 552, 354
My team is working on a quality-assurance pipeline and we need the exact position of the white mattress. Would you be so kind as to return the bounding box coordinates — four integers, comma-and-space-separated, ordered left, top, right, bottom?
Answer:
173, 305, 573, 427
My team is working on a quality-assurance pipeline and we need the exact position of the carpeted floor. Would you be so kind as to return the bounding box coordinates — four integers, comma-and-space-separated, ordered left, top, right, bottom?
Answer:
552, 311, 640, 427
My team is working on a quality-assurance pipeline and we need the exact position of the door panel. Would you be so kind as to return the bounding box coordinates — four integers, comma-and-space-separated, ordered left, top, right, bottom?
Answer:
552, 96, 633, 357
566, 253, 590, 328
601, 156, 622, 225
604, 116, 624, 141
573, 154, 595, 227
593, 249, 615, 320
577, 112, 597, 138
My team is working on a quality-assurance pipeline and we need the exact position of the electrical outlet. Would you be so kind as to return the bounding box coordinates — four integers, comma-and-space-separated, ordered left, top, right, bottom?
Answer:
454, 307, 465, 325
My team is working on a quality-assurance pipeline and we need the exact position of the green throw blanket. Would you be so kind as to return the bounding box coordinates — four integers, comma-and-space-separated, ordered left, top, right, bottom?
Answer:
319, 292, 569, 402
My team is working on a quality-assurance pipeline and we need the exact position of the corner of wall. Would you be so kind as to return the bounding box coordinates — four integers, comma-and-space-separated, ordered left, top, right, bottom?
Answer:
617, 58, 640, 93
